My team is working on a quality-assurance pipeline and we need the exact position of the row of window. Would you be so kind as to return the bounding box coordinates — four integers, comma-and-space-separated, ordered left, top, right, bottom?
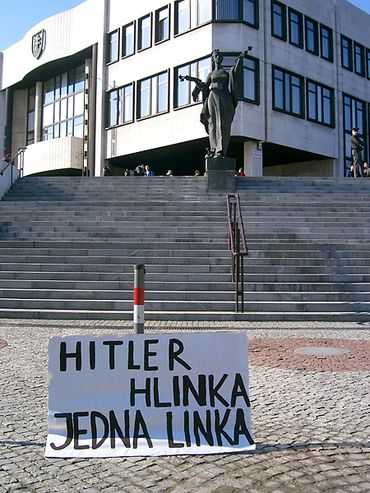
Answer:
341, 35, 370, 79
107, 54, 259, 126
271, 0, 333, 62
107, 0, 259, 63
273, 66, 335, 126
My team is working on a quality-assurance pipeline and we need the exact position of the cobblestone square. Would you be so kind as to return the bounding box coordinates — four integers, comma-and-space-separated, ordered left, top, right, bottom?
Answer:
0, 319, 369, 492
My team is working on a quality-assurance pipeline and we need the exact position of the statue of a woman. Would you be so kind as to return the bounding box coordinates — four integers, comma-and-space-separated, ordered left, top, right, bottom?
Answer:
179, 48, 252, 159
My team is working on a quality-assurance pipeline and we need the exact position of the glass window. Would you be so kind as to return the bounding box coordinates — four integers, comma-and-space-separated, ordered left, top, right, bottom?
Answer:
138, 14, 151, 51
272, 66, 304, 117
243, 58, 258, 102
243, 0, 258, 26
155, 6, 170, 43
175, 56, 211, 108
175, 0, 190, 34
42, 65, 85, 141
108, 90, 118, 127
341, 35, 353, 71
122, 22, 135, 57
27, 87, 36, 145
215, 0, 239, 20
198, 0, 212, 24
305, 17, 319, 55
107, 29, 119, 63
107, 83, 134, 127
157, 72, 169, 113
367, 49, 370, 79
320, 24, 333, 62
175, 0, 212, 33
354, 42, 365, 76
288, 8, 303, 48
271, 1, 286, 41
137, 73, 169, 119
307, 80, 334, 126
44, 79, 54, 104
138, 79, 151, 118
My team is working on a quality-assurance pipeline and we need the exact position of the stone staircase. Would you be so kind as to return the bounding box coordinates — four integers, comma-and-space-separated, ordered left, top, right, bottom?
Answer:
0, 175, 369, 321
237, 176, 370, 321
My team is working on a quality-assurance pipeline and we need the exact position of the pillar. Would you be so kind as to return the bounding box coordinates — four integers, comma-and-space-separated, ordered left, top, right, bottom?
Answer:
243, 141, 263, 177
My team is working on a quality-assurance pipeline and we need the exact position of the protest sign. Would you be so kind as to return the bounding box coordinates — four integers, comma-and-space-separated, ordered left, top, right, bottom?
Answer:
45, 332, 255, 457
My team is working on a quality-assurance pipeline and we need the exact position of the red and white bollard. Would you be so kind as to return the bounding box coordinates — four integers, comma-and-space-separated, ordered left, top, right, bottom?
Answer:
134, 264, 145, 334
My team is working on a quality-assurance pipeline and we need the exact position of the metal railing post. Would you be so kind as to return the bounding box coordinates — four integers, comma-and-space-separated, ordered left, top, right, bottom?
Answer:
134, 264, 145, 334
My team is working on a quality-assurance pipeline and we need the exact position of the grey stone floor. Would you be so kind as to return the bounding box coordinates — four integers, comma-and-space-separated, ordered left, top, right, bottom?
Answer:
0, 319, 369, 493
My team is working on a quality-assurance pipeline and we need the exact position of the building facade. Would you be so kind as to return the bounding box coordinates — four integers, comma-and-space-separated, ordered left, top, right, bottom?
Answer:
0, 0, 369, 177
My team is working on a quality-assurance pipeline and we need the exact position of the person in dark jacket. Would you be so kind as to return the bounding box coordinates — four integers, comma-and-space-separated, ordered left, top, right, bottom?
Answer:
351, 127, 364, 177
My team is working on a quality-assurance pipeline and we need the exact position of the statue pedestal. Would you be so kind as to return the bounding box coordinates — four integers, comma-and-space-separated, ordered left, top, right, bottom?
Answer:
206, 157, 236, 192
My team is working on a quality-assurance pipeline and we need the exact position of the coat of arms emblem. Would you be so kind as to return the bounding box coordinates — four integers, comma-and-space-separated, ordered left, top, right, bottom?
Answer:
32, 29, 46, 59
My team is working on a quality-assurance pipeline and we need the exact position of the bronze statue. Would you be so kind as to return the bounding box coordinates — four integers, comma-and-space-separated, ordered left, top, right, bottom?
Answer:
179, 48, 252, 159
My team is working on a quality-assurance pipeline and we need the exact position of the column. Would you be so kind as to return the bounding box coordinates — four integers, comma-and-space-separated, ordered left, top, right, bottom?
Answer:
243, 141, 263, 177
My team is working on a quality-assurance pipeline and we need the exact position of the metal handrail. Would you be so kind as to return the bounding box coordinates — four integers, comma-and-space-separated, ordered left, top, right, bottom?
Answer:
227, 193, 248, 312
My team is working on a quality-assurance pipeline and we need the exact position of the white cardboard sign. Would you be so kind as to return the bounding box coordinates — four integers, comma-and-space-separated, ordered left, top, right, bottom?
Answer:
45, 332, 255, 457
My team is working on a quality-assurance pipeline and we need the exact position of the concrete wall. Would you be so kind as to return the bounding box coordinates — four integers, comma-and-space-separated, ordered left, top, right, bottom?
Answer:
22, 137, 83, 176
264, 159, 335, 177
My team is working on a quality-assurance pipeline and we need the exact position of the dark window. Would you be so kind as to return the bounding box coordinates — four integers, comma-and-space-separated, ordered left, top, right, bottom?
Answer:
215, 0, 239, 20
320, 24, 333, 62
107, 84, 134, 127
155, 6, 170, 43
122, 22, 135, 57
107, 29, 119, 63
288, 8, 303, 48
343, 94, 366, 174
307, 80, 334, 126
341, 35, 353, 71
137, 72, 169, 119
271, 1, 287, 41
354, 42, 365, 76
175, 56, 211, 107
27, 87, 36, 145
138, 14, 152, 51
243, 0, 258, 27
305, 17, 319, 55
272, 66, 304, 117
223, 54, 259, 104
367, 49, 370, 79
175, 0, 211, 34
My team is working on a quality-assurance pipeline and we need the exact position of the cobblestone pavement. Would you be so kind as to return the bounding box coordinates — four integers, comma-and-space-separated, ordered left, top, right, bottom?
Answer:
0, 319, 369, 493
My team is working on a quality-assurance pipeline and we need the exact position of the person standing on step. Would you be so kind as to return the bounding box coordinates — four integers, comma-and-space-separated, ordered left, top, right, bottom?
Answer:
351, 127, 364, 177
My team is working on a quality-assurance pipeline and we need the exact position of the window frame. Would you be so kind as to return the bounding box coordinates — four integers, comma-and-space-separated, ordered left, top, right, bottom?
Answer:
137, 70, 170, 120
306, 79, 335, 128
272, 65, 305, 118
174, 55, 212, 108
155, 5, 171, 44
122, 21, 136, 59
305, 16, 319, 56
271, 0, 287, 41
107, 29, 120, 64
107, 83, 135, 128
137, 13, 152, 52
354, 42, 365, 77
341, 35, 353, 71
288, 7, 303, 48
320, 24, 333, 62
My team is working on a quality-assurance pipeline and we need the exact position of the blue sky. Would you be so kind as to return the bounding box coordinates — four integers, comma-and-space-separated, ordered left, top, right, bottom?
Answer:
0, 0, 369, 52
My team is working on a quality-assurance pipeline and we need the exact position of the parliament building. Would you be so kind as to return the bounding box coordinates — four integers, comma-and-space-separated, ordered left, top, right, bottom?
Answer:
0, 0, 369, 177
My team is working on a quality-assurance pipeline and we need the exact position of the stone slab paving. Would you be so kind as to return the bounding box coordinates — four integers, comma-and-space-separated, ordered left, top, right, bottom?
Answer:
0, 319, 369, 493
